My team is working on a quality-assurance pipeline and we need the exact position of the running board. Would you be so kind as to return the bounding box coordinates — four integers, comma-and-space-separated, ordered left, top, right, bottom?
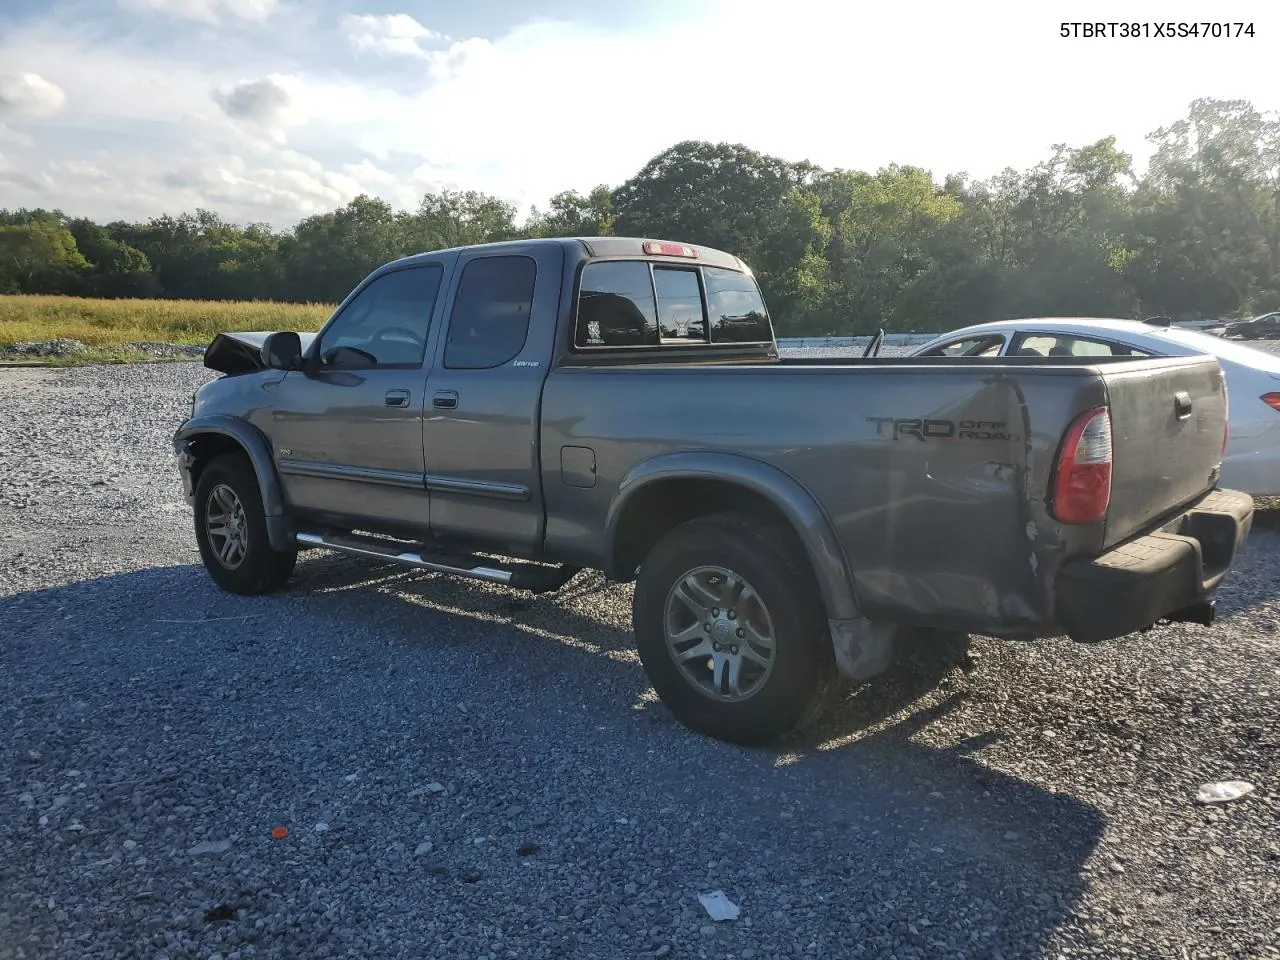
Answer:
295, 531, 580, 593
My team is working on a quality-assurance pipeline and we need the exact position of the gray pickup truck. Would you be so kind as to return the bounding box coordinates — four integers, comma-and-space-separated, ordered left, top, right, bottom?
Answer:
175, 236, 1254, 745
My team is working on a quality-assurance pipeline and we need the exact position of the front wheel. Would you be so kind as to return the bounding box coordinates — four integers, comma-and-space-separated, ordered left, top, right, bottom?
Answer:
193, 453, 297, 596
632, 513, 841, 746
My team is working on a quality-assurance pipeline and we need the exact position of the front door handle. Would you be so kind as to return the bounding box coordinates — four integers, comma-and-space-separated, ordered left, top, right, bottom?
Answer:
385, 389, 410, 407
433, 390, 459, 409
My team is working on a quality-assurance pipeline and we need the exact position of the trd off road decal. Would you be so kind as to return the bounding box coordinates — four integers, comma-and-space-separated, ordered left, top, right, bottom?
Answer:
866, 417, 1015, 442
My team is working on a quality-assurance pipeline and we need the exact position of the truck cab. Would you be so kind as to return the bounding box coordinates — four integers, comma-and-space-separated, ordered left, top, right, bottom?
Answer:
190, 237, 778, 561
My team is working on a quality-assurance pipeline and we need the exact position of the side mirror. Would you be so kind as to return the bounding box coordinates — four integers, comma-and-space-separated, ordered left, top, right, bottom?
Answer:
261, 331, 303, 370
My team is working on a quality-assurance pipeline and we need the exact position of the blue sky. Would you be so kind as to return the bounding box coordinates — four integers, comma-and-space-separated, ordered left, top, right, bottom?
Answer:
0, 0, 1274, 228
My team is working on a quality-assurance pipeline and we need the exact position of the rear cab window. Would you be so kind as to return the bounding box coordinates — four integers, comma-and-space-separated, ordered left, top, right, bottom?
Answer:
576, 262, 658, 348
573, 259, 773, 350
655, 268, 706, 342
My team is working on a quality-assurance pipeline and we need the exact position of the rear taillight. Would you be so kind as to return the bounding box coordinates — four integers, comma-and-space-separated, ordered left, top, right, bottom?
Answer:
1051, 406, 1113, 525
1262, 392, 1280, 413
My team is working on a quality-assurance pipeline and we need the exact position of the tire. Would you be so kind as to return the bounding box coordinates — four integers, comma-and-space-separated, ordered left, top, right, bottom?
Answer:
193, 453, 297, 596
632, 512, 842, 746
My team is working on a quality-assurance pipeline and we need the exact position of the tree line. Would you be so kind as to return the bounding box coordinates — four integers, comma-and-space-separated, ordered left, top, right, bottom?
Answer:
2, 97, 1277, 335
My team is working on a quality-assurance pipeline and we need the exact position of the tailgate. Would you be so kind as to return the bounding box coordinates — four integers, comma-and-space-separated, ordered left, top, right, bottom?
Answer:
1102, 355, 1228, 549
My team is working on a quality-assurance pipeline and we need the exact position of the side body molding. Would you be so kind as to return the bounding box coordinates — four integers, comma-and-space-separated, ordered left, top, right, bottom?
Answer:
604, 451, 861, 623
173, 414, 295, 552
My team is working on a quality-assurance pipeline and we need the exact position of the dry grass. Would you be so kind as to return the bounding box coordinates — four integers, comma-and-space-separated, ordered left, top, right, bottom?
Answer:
0, 294, 333, 350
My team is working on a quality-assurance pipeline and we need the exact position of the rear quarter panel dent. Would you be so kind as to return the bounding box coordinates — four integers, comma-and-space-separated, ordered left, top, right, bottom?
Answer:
601, 452, 861, 620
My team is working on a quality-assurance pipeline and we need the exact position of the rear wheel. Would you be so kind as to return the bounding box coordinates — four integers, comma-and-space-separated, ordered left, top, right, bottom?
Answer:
633, 512, 841, 745
193, 453, 296, 595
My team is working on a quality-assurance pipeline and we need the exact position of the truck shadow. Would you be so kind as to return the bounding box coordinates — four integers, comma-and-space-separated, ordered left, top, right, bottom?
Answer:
1212, 504, 1280, 616
2, 553, 1105, 957
1247, 504, 1280, 534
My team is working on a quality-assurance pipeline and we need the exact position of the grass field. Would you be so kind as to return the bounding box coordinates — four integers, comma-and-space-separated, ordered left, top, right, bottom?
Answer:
0, 294, 333, 358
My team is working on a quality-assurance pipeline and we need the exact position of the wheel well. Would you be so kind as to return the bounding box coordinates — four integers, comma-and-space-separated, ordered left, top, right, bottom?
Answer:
185, 433, 250, 490
612, 479, 813, 582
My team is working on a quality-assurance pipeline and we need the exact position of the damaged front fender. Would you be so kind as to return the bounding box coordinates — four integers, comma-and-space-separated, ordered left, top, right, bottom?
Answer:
203, 331, 317, 376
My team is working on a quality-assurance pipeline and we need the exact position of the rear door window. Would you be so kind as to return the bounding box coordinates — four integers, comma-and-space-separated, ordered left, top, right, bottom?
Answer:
443, 255, 537, 369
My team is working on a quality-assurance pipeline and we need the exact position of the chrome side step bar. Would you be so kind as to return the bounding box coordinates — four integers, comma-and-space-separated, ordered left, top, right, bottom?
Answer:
295, 530, 580, 593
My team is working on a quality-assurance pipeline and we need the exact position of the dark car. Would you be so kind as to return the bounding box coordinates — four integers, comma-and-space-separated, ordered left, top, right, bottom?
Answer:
1224, 311, 1280, 339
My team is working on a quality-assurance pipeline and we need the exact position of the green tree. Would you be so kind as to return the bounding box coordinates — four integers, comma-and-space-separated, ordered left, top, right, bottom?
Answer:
67, 218, 161, 298
612, 141, 830, 329
2, 97, 1279, 330
525, 186, 615, 238
404, 189, 519, 252
1127, 98, 1280, 317
280, 195, 409, 302
809, 164, 962, 332
0, 220, 91, 294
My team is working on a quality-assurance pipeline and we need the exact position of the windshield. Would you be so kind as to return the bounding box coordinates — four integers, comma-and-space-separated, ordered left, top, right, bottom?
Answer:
1148, 327, 1280, 372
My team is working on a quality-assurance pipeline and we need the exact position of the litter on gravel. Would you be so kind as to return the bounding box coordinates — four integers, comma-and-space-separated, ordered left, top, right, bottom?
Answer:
186, 839, 232, 855
697, 890, 740, 921
1195, 780, 1256, 804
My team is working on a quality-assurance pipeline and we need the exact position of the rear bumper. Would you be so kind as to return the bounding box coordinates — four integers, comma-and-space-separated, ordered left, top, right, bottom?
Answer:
1055, 488, 1254, 643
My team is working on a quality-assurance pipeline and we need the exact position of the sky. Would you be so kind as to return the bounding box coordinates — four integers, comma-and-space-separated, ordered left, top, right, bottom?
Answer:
0, 0, 1275, 229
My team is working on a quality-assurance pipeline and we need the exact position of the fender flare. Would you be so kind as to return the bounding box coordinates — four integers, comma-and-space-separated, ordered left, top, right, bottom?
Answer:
173, 415, 295, 551
603, 450, 861, 623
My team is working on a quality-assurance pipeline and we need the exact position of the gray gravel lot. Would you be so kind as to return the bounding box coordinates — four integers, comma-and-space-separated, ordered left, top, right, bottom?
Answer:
1, 355, 1278, 960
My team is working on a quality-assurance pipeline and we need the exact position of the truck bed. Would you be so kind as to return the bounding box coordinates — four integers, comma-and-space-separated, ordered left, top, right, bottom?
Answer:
538, 352, 1228, 637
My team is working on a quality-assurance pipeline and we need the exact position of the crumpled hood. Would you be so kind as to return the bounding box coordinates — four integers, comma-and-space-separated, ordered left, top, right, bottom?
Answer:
204, 331, 318, 375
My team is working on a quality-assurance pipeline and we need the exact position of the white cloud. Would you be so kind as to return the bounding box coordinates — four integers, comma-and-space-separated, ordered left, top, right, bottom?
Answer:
0, 73, 67, 118
343, 13, 440, 59
425, 37, 495, 81
50, 160, 114, 183
0, 0, 1278, 231
119, 0, 279, 23
212, 75, 309, 141
0, 121, 35, 147
1, 128, 411, 226
188, 153, 380, 217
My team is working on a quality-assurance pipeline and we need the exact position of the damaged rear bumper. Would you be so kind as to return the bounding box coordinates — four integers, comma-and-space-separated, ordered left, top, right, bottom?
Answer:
1055, 488, 1254, 643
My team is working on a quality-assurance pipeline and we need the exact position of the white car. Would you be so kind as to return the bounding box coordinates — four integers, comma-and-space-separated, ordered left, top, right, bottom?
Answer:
908, 317, 1280, 497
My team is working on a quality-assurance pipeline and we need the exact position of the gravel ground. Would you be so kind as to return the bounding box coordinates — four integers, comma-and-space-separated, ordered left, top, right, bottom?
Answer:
1, 356, 1278, 960
0, 340, 205, 361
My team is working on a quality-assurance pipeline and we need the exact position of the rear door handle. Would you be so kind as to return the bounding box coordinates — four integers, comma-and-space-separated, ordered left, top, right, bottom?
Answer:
385, 389, 410, 407
1174, 390, 1193, 420
433, 390, 459, 409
